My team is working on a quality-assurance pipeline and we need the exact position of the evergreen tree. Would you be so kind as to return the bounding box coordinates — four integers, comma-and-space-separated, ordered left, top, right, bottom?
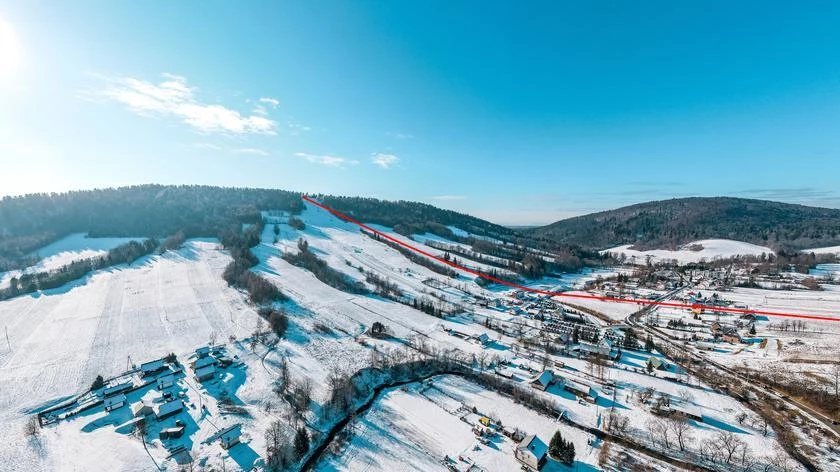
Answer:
549, 430, 564, 458
644, 335, 655, 352
749, 324, 756, 336
91, 375, 105, 391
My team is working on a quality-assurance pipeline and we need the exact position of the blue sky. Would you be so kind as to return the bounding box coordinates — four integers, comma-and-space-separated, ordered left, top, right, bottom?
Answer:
1, 1, 839, 225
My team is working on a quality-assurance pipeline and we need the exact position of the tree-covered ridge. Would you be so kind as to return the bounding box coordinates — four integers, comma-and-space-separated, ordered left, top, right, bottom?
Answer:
316, 195, 515, 242
528, 197, 840, 251
0, 185, 304, 271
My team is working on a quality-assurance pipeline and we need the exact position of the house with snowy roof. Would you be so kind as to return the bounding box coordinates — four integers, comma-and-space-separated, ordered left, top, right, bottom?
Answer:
529, 370, 554, 391
515, 434, 548, 470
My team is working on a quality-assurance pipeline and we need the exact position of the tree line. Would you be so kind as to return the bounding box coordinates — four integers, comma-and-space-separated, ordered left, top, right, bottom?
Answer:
220, 223, 286, 305
0, 184, 304, 271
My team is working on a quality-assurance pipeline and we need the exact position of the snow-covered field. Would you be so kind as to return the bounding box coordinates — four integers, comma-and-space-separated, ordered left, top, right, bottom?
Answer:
0, 233, 143, 289
804, 245, 840, 256
604, 239, 773, 265
0, 240, 263, 471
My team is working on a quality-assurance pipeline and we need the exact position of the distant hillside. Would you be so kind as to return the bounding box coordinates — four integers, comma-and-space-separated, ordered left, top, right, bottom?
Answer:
317, 195, 515, 242
528, 197, 840, 251
0, 185, 514, 271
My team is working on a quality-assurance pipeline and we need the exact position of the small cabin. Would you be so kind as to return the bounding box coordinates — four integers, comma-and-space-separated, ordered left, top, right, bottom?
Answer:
159, 424, 185, 440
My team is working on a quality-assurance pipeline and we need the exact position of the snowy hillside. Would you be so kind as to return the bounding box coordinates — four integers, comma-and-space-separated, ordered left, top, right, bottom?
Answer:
603, 239, 773, 265
0, 233, 143, 289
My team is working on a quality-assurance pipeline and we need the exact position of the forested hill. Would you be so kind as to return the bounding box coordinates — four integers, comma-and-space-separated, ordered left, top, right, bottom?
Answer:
528, 197, 840, 251
318, 195, 515, 241
0, 185, 304, 269
0, 185, 513, 271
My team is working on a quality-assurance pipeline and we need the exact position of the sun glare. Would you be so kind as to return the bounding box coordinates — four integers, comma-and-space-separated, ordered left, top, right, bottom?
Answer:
0, 16, 22, 79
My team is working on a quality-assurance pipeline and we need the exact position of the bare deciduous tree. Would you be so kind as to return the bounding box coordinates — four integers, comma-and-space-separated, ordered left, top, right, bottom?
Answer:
23, 416, 40, 437
666, 414, 692, 452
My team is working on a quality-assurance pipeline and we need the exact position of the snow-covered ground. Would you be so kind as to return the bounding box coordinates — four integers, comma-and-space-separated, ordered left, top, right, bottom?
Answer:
317, 375, 598, 472
603, 239, 773, 265
0, 233, 143, 289
1, 201, 825, 471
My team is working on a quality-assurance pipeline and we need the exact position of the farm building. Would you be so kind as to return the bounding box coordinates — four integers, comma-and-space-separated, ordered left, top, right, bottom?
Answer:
104, 394, 126, 412
514, 434, 548, 470
103, 381, 132, 397
195, 365, 216, 382
154, 399, 183, 421
157, 374, 175, 390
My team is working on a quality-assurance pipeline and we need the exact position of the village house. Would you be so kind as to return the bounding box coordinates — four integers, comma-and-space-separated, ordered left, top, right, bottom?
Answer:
647, 357, 670, 371
154, 399, 184, 421
140, 359, 166, 377
529, 370, 554, 391
514, 434, 548, 470
131, 401, 155, 418
218, 424, 242, 449
670, 403, 704, 422
192, 355, 217, 370
564, 379, 597, 402
195, 364, 216, 382
474, 333, 491, 346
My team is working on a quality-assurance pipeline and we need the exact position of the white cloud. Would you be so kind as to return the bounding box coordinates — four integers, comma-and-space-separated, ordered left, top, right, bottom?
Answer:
431, 195, 467, 201
387, 132, 415, 140
233, 148, 269, 156
371, 153, 399, 169
294, 152, 358, 168
259, 97, 279, 107
99, 73, 277, 135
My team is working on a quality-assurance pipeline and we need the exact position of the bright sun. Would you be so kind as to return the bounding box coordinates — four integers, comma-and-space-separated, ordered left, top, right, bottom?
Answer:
0, 17, 22, 79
